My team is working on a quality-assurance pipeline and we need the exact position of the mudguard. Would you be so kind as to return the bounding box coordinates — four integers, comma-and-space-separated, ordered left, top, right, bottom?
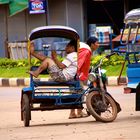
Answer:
22, 87, 33, 95
88, 89, 121, 113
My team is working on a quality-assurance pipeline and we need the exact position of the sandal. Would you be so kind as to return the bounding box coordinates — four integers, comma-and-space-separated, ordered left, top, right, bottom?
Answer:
69, 114, 77, 119
76, 112, 89, 118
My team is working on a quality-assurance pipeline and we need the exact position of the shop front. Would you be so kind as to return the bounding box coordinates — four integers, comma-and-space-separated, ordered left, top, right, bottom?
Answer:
0, 0, 84, 58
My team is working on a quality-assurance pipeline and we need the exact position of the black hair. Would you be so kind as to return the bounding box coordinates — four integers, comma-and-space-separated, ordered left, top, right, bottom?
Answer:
68, 40, 77, 52
86, 36, 98, 46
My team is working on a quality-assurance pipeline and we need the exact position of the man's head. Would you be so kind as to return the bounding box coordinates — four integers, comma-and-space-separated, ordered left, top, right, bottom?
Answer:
65, 40, 77, 54
86, 36, 99, 51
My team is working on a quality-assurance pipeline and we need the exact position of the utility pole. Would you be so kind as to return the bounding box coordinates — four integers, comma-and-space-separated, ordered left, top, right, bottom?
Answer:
45, 0, 49, 25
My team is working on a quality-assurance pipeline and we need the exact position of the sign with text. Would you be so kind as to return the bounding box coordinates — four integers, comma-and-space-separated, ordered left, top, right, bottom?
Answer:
29, 0, 47, 14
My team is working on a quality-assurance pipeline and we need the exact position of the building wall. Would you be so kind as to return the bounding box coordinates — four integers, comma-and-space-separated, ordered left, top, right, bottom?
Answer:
0, 0, 84, 58
26, 11, 46, 37
48, 0, 84, 40
8, 10, 46, 42
48, 0, 66, 25
0, 5, 7, 57
8, 12, 26, 42
67, 0, 84, 41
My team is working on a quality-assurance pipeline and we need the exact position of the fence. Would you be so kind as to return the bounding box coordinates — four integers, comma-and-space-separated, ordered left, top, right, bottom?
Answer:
8, 42, 28, 59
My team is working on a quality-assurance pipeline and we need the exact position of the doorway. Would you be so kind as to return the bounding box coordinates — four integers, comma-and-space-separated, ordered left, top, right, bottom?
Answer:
87, 0, 124, 35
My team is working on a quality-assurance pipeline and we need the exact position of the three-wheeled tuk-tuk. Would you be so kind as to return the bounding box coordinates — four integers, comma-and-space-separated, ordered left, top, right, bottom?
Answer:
21, 25, 118, 127
120, 9, 140, 110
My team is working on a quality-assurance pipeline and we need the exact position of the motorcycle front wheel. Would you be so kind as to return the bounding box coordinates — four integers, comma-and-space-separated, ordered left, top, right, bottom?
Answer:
86, 91, 117, 122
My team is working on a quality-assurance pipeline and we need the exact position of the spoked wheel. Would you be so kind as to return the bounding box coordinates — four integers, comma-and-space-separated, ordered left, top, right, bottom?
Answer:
86, 91, 117, 122
21, 94, 31, 127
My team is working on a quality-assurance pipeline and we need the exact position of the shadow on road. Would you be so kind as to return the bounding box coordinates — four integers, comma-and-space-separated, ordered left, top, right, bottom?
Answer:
29, 119, 102, 128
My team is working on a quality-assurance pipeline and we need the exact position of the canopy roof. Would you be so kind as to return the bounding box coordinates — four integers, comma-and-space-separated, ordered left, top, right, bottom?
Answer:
28, 25, 80, 41
124, 8, 140, 24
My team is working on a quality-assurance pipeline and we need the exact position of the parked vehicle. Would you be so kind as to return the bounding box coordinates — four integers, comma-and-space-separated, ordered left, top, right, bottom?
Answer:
120, 8, 140, 111
21, 25, 119, 127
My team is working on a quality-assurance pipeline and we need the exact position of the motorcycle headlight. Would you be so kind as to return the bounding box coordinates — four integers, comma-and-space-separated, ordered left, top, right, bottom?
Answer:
88, 72, 97, 82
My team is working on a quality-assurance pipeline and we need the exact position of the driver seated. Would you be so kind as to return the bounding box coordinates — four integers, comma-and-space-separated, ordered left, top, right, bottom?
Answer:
28, 40, 77, 82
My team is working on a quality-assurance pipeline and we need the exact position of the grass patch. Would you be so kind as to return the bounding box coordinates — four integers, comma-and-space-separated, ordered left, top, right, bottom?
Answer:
0, 64, 127, 78
104, 64, 127, 77
0, 67, 29, 78
0, 54, 127, 78
0, 67, 50, 78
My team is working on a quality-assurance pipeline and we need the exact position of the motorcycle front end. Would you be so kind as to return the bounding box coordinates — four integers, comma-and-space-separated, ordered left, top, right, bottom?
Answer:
85, 54, 119, 122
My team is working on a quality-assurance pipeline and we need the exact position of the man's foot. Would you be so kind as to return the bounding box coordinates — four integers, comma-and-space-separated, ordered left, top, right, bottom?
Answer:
27, 71, 38, 78
77, 111, 89, 118
69, 113, 77, 119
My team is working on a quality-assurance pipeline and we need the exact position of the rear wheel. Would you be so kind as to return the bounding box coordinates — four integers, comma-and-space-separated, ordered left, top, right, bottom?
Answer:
22, 94, 31, 127
86, 91, 117, 122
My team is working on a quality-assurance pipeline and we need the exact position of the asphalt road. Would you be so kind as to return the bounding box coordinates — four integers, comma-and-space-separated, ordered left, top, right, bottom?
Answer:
0, 86, 140, 140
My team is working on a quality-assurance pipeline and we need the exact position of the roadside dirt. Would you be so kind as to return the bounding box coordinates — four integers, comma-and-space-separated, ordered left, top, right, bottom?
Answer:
0, 86, 140, 140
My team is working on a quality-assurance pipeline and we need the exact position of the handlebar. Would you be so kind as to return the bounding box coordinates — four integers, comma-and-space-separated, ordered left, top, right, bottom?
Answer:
91, 52, 117, 72
105, 52, 117, 59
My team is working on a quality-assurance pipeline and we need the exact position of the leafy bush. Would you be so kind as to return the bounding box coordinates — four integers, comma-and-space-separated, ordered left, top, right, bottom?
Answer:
0, 53, 125, 68
31, 58, 41, 66
0, 58, 18, 68
0, 54, 127, 77
91, 54, 125, 67
0, 55, 64, 68
0, 58, 40, 68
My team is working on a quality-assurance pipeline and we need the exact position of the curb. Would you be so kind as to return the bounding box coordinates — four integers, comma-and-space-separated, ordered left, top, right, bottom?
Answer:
107, 76, 127, 86
0, 78, 30, 87
0, 77, 127, 87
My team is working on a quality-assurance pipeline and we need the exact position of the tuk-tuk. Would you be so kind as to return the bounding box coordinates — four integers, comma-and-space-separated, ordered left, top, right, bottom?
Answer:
21, 25, 83, 126
21, 25, 118, 127
121, 9, 140, 111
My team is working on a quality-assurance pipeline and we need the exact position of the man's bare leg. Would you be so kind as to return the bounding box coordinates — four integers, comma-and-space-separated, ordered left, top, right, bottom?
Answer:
29, 58, 55, 77
77, 109, 89, 118
77, 109, 83, 116
30, 42, 46, 61
69, 109, 76, 119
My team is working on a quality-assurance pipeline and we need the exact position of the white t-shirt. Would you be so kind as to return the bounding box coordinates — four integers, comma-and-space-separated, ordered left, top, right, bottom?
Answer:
80, 42, 91, 51
62, 52, 77, 81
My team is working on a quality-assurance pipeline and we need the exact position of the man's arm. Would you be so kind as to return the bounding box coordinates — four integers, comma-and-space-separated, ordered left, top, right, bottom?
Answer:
51, 50, 66, 69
